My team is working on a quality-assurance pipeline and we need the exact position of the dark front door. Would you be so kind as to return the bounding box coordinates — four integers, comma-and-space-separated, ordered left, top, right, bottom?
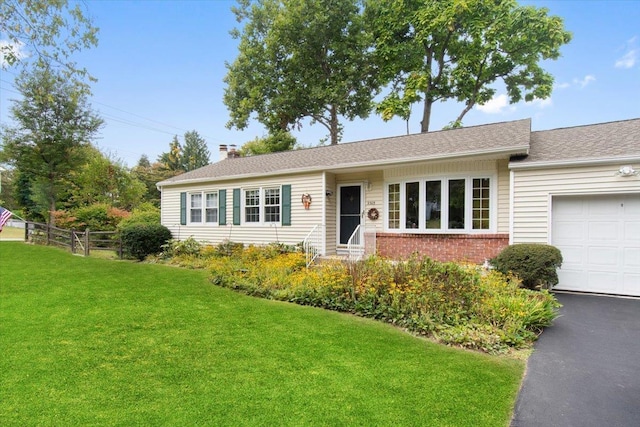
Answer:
339, 185, 361, 244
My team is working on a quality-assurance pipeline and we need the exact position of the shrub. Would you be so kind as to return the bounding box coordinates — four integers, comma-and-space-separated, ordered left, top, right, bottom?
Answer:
73, 203, 131, 231
121, 224, 172, 260
117, 203, 160, 229
491, 244, 563, 290
162, 237, 202, 258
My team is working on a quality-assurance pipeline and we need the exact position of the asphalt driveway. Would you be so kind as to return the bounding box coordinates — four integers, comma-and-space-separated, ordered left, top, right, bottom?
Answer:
511, 292, 640, 427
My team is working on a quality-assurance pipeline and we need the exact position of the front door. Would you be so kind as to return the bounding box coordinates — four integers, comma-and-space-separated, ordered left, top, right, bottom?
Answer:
339, 185, 362, 245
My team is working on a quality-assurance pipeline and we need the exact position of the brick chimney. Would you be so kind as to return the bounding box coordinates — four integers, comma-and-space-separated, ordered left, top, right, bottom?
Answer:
228, 144, 240, 159
219, 144, 228, 160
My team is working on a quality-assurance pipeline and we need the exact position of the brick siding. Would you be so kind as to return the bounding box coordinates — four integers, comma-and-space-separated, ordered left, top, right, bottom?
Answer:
376, 233, 509, 264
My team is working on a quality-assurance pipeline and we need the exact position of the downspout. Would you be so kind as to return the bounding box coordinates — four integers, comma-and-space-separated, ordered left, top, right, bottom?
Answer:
322, 171, 327, 256
509, 170, 514, 245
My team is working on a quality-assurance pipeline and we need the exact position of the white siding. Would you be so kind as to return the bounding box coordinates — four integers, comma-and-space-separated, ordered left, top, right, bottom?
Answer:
512, 164, 640, 244
160, 172, 325, 246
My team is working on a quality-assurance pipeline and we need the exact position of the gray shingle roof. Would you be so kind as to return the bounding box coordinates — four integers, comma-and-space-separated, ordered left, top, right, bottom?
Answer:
513, 118, 640, 167
159, 119, 531, 186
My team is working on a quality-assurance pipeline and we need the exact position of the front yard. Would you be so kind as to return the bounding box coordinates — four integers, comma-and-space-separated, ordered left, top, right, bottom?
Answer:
0, 242, 524, 426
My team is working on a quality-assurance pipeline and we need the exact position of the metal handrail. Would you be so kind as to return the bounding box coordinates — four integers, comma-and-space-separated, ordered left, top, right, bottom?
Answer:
303, 224, 323, 267
347, 224, 364, 262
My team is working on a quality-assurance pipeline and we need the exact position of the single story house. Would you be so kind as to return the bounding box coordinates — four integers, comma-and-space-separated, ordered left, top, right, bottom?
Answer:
158, 118, 640, 296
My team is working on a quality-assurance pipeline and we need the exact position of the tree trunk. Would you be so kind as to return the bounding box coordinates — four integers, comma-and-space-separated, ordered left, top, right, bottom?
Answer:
421, 98, 433, 133
330, 104, 339, 145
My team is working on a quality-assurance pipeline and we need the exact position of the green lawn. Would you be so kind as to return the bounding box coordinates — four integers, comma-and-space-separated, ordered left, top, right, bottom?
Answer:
0, 242, 524, 426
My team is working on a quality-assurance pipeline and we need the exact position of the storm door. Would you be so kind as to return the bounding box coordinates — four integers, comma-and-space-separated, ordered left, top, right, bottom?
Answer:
339, 185, 362, 245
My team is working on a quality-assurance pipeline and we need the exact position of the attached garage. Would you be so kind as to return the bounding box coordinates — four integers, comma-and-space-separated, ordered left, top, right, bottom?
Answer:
551, 194, 640, 296
510, 118, 640, 297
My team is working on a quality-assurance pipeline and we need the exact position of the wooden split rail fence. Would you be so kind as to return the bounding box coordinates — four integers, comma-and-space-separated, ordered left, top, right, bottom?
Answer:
25, 222, 123, 259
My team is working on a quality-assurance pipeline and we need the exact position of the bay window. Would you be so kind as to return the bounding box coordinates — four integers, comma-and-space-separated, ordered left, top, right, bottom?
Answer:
386, 176, 493, 232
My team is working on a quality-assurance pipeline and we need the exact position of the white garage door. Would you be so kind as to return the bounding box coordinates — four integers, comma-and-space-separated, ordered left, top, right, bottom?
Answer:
552, 194, 640, 296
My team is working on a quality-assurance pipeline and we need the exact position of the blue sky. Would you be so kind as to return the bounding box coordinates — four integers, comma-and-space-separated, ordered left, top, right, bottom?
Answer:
1, 0, 639, 166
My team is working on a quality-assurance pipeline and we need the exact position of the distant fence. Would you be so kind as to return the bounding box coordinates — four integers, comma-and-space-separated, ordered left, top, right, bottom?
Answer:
25, 222, 123, 259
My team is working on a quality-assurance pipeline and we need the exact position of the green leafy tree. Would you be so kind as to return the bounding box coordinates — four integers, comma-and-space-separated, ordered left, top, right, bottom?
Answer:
68, 147, 145, 210
132, 155, 179, 207
1, 0, 99, 91
224, 0, 379, 145
182, 130, 210, 171
365, 0, 572, 132
239, 130, 297, 156
158, 136, 184, 172
0, 66, 103, 224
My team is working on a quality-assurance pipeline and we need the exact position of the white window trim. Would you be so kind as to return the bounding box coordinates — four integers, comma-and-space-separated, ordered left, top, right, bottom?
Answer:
383, 174, 497, 234
187, 190, 219, 226
241, 186, 282, 226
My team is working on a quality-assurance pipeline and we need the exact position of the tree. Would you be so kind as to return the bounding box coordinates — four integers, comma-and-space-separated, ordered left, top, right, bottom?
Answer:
365, 0, 572, 132
158, 136, 183, 172
132, 155, 180, 207
68, 147, 146, 211
1, 0, 99, 90
0, 66, 103, 224
182, 130, 210, 171
239, 130, 297, 156
224, 0, 379, 145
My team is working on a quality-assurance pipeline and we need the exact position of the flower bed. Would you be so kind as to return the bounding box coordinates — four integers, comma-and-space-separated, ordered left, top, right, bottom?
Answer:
162, 240, 560, 353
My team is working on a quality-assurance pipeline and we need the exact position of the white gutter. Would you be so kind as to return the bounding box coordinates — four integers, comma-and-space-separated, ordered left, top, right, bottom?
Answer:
509, 155, 640, 170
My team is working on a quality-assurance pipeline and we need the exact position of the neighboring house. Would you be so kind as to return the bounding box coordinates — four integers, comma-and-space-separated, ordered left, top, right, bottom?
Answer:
158, 118, 640, 296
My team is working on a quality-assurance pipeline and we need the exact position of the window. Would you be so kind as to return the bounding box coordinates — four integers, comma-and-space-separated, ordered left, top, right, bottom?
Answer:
405, 182, 419, 229
245, 189, 260, 223
190, 193, 202, 223
188, 191, 219, 224
242, 187, 284, 225
205, 193, 218, 223
425, 180, 441, 229
388, 183, 400, 229
386, 176, 492, 233
448, 179, 465, 229
264, 188, 280, 223
472, 178, 490, 229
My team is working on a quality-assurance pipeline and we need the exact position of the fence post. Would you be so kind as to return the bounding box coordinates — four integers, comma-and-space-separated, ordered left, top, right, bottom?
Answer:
84, 228, 90, 257
119, 235, 123, 260
24, 222, 29, 242
71, 229, 76, 254
46, 223, 51, 245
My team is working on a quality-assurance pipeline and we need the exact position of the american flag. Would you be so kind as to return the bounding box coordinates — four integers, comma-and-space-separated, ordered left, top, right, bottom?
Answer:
0, 206, 13, 232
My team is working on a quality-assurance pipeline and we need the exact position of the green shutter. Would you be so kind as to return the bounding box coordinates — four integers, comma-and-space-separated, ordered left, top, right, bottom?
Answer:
218, 189, 227, 225
282, 184, 291, 226
180, 192, 187, 225
233, 188, 241, 225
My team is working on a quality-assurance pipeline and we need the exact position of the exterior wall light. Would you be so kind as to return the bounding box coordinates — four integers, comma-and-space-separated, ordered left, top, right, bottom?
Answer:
615, 165, 639, 177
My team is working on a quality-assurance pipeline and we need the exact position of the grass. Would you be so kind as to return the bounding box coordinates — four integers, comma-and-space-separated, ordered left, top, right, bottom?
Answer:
0, 242, 524, 426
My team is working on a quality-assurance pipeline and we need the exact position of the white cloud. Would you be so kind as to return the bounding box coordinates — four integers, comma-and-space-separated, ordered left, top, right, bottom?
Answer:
615, 36, 638, 69
615, 49, 638, 69
532, 97, 553, 108
554, 82, 571, 90
476, 94, 510, 114
0, 40, 27, 67
574, 74, 596, 88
